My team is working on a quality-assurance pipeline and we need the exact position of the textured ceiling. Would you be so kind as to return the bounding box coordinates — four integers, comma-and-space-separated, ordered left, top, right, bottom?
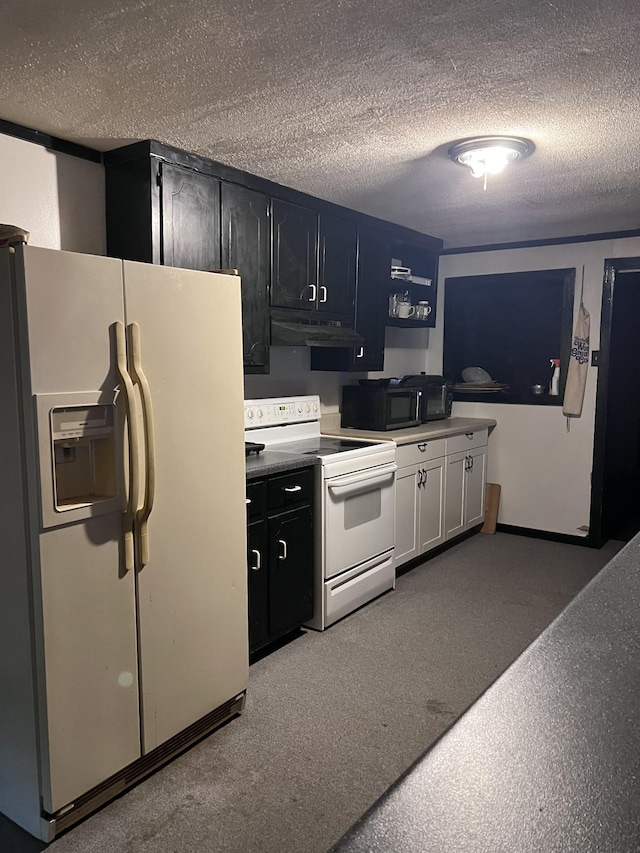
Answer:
1, 0, 639, 248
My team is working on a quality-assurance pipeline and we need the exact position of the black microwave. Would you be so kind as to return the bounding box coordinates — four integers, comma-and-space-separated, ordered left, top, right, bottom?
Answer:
400, 374, 453, 422
341, 381, 422, 431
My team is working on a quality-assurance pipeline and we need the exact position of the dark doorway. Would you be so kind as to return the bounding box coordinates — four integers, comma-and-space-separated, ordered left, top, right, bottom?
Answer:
591, 260, 640, 544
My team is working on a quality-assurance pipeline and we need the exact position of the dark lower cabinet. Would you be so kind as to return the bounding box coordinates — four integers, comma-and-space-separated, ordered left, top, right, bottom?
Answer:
246, 468, 314, 655
221, 182, 270, 373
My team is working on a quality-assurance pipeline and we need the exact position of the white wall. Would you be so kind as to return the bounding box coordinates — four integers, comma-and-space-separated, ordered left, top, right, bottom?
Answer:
0, 133, 105, 255
438, 237, 640, 536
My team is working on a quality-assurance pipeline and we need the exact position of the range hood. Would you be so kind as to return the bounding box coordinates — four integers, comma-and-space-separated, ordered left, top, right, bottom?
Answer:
271, 315, 363, 348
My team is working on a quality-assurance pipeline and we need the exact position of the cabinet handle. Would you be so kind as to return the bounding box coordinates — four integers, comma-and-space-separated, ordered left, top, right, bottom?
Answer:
417, 469, 423, 488
320, 285, 328, 303
250, 549, 261, 571
469, 455, 474, 471
246, 498, 252, 505
422, 468, 427, 483
465, 432, 474, 439
284, 485, 302, 493
356, 347, 364, 358
417, 442, 427, 452
278, 539, 287, 560
308, 284, 317, 301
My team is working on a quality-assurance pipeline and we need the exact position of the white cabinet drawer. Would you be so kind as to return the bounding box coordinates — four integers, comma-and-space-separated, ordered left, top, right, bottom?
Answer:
396, 438, 446, 467
445, 428, 488, 455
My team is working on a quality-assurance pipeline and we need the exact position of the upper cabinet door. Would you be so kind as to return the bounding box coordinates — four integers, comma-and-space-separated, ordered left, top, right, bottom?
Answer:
271, 199, 317, 310
160, 162, 221, 271
353, 226, 390, 370
221, 183, 270, 374
317, 213, 357, 317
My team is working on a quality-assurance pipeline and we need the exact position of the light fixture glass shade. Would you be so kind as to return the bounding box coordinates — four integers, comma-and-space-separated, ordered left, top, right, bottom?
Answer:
448, 136, 534, 188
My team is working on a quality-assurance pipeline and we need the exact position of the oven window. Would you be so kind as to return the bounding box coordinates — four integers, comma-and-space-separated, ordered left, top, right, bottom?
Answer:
344, 490, 382, 530
388, 392, 414, 423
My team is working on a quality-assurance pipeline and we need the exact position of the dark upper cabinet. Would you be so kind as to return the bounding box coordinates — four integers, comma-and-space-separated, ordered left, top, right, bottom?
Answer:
160, 162, 221, 271
271, 199, 318, 311
104, 140, 444, 372
221, 182, 270, 374
310, 225, 390, 372
317, 213, 357, 317
387, 238, 439, 329
271, 200, 356, 318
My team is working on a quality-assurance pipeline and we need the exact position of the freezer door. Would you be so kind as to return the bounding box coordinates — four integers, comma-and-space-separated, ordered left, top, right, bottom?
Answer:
39, 518, 141, 814
19, 246, 124, 395
14, 248, 142, 813
123, 261, 249, 752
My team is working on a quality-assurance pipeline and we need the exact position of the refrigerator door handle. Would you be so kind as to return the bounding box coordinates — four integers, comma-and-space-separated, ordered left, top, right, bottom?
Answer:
115, 321, 142, 572
128, 322, 156, 568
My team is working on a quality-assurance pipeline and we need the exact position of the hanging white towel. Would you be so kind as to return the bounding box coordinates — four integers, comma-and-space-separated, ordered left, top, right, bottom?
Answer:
563, 301, 590, 418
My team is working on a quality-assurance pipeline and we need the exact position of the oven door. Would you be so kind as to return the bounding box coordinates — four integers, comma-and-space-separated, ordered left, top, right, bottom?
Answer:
323, 462, 396, 580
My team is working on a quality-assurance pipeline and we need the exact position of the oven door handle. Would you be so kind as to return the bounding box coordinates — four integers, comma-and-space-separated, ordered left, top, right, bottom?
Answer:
327, 464, 397, 498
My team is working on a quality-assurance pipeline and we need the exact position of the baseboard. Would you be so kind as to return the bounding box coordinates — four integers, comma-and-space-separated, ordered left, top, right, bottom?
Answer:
496, 523, 594, 547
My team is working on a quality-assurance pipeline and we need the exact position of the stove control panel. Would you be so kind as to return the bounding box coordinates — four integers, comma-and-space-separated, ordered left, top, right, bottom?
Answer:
244, 395, 320, 429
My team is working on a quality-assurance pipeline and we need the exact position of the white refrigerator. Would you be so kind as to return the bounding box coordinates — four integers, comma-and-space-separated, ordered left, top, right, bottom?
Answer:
0, 245, 249, 841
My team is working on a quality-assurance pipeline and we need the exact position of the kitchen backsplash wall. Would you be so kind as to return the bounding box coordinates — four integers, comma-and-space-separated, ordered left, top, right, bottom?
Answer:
243, 326, 434, 411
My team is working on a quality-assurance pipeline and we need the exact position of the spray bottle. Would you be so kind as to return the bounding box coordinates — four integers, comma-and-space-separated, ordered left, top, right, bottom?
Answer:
549, 358, 561, 396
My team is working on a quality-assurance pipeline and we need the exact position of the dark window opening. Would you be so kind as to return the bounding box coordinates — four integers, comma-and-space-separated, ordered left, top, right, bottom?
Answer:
443, 268, 575, 404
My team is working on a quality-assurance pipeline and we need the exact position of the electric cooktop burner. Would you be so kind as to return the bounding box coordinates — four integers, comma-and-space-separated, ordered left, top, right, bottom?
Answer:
272, 437, 376, 457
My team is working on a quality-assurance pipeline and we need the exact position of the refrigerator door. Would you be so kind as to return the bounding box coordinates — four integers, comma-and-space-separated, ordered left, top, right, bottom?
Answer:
123, 261, 249, 752
17, 247, 141, 813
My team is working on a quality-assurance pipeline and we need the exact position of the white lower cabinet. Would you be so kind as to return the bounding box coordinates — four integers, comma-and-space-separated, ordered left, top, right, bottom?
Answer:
443, 445, 487, 540
395, 440, 446, 568
395, 429, 488, 569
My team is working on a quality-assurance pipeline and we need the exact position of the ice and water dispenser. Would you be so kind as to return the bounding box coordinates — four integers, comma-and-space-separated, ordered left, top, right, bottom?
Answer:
36, 392, 122, 528
50, 405, 116, 511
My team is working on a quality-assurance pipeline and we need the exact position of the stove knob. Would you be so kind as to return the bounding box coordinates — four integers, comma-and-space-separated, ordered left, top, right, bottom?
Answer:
312, 402, 319, 412
297, 403, 303, 413
257, 408, 263, 418
304, 403, 310, 413
246, 409, 254, 419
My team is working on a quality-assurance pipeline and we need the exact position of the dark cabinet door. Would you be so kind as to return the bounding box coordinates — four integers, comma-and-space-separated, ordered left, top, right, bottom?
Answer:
221, 183, 270, 374
247, 519, 269, 654
352, 226, 390, 370
318, 213, 357, 317
267, 506, 314, 636
271, 199, 317, 310
160, 162, 221, 271
310, 225, 390, 372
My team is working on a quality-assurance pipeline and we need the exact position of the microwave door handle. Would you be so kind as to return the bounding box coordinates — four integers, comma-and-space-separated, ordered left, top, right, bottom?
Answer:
415, 390, 422, 421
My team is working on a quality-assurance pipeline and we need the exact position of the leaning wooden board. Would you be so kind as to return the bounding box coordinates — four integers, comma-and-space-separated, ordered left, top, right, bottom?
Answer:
482, 483, 501, 534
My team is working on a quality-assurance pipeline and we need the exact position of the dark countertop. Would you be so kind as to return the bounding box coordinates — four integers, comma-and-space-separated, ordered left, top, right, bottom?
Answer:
330, 535, 640, 853
245, 450, 316, 481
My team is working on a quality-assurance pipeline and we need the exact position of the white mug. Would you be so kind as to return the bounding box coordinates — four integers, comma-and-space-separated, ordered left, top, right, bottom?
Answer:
415, 302, 432, 320
397, 303, 415, 319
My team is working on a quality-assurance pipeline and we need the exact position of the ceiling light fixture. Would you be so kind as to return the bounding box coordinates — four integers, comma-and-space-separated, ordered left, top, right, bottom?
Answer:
448, 136, 535, 190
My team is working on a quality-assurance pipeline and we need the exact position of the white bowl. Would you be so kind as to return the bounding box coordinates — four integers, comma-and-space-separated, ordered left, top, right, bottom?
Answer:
461, 366, 492, 384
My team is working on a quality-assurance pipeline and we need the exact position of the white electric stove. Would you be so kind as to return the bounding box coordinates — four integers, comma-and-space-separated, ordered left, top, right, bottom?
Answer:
244, 395, 397, 629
